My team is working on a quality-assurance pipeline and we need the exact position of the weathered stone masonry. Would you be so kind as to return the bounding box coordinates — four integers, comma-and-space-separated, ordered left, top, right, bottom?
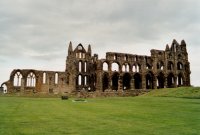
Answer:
1, 39, 191, 95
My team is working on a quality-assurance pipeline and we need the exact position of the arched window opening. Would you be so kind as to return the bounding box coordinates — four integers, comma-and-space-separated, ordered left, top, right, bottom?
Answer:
168, 61, 174, 70
43, 72, 46, 84
84, 76, 87, 85
134, 73, 142, 89
102, 73, 109, 92
178, 74, 183, 86
133, 65, 136, 72
125, 64, 130, 72
103, 62, 108, 71
84, 62, 87, 72
157, 61, 164, 70
122, 65, 126, 72
167, 73, 175, 88
146, 73, 154, 89
13, 72, 22, 87
137, 65, 140, 72
111, 63, 119, 72
26, 72, 36, 87
112, 73, 119, 90
78, 75, 82, 85
55, 73, 58, 84
123, 73, 131, 90
79, 61, 82, 72
2, 84, 7, 93
177, 62, 183, 70
157, 72, 165, 89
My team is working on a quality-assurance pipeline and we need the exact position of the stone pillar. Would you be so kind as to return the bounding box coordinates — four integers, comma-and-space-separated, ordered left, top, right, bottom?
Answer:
153, 77, 157, 89
142, 74, 146, 89
131, 78, 135, 90
164, 77, 167, 88
174, 76, 177, 88
118, 75, 123, 92
21, 78, 25, 93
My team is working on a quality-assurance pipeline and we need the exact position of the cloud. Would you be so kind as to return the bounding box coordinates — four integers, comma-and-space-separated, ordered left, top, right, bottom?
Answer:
0, 0, 200, 86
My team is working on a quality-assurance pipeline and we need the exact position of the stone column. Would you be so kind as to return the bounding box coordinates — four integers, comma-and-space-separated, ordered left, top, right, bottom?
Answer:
131, 78, 135, 90
142, 74, 146, 89
153, 77, 157, 89
174, 76, 177, 88
21, 78, 25, 93
164, 77, 168, 88
118, 75, 123, 92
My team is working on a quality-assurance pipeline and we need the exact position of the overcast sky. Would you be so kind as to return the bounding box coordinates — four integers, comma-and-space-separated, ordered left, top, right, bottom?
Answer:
0, 0, 200, 86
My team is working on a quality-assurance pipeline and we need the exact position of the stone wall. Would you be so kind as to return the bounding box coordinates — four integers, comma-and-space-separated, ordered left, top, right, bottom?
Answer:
1, 39, 191, 96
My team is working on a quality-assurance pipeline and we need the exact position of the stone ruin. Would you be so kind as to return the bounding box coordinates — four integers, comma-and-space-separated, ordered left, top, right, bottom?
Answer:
1, 39, 191, 97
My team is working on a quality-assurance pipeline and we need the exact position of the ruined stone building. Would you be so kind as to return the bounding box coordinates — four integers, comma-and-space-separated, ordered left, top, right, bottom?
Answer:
1, 39, 191, 95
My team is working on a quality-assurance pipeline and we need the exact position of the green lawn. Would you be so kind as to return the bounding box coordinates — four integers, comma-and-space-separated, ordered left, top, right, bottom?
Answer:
0, 87, 200, 135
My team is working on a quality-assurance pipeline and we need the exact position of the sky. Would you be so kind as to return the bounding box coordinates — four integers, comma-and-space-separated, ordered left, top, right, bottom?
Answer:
0, 0, 200, 86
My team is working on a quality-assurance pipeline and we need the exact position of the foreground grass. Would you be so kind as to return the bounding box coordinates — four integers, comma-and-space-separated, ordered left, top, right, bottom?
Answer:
0, 88, 200, 135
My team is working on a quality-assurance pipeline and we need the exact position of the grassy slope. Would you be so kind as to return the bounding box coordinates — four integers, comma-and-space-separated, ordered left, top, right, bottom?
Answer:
0, 87, 200, 135
142, 87, 200, 98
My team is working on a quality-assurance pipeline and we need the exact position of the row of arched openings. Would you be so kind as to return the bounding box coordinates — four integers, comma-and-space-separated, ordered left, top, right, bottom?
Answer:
102, 72, 184, 91
13, 72, 36, 87
13, 72, 60, 87
103, 62, 141, 72
103, 61, 184, 72
158, 61, 184, 70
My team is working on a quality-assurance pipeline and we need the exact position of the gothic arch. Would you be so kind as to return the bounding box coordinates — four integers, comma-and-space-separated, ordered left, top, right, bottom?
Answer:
167, 73, 175, 88
167, 61, 174, 70
157, 72, 165, 89
102, 72, 109, 92
111, 62, 120, 72
111, 72, 119, 90
157, 61, 164, 70
177, 62, 183, 70
122, 73, 131, 90
13, 71, 23, 87
122, 63, 130, 72
103, 61, 109, 71
26, 72, 36, 87
134, 73, 142, 89
177, 73, 184, 86
1, 83, 7, 93
146, 71, 155, 89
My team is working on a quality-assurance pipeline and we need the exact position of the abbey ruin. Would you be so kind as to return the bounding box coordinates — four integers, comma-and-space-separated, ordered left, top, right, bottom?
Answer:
1, 39, 191, 96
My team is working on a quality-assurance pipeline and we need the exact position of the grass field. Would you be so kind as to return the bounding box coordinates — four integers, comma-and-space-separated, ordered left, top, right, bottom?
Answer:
0, 87, 200, 135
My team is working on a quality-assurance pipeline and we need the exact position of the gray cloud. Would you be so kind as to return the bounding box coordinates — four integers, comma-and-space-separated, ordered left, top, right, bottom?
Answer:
0, 0, 200, 85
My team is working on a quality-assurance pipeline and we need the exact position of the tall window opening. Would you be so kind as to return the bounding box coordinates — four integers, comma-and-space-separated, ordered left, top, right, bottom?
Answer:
26, 72, 36, 87
84, 62, 87, 72
55, 73, 58, 84
43, 72, 46, 84
78, 75, 82, 85
103, 62, 108, 71
13, 72, 22, 86
79, 61, 82, 72
111, 63, 119, 72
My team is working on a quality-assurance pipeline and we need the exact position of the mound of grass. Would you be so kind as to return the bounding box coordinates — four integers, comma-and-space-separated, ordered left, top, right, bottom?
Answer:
143, 87, 200, 98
